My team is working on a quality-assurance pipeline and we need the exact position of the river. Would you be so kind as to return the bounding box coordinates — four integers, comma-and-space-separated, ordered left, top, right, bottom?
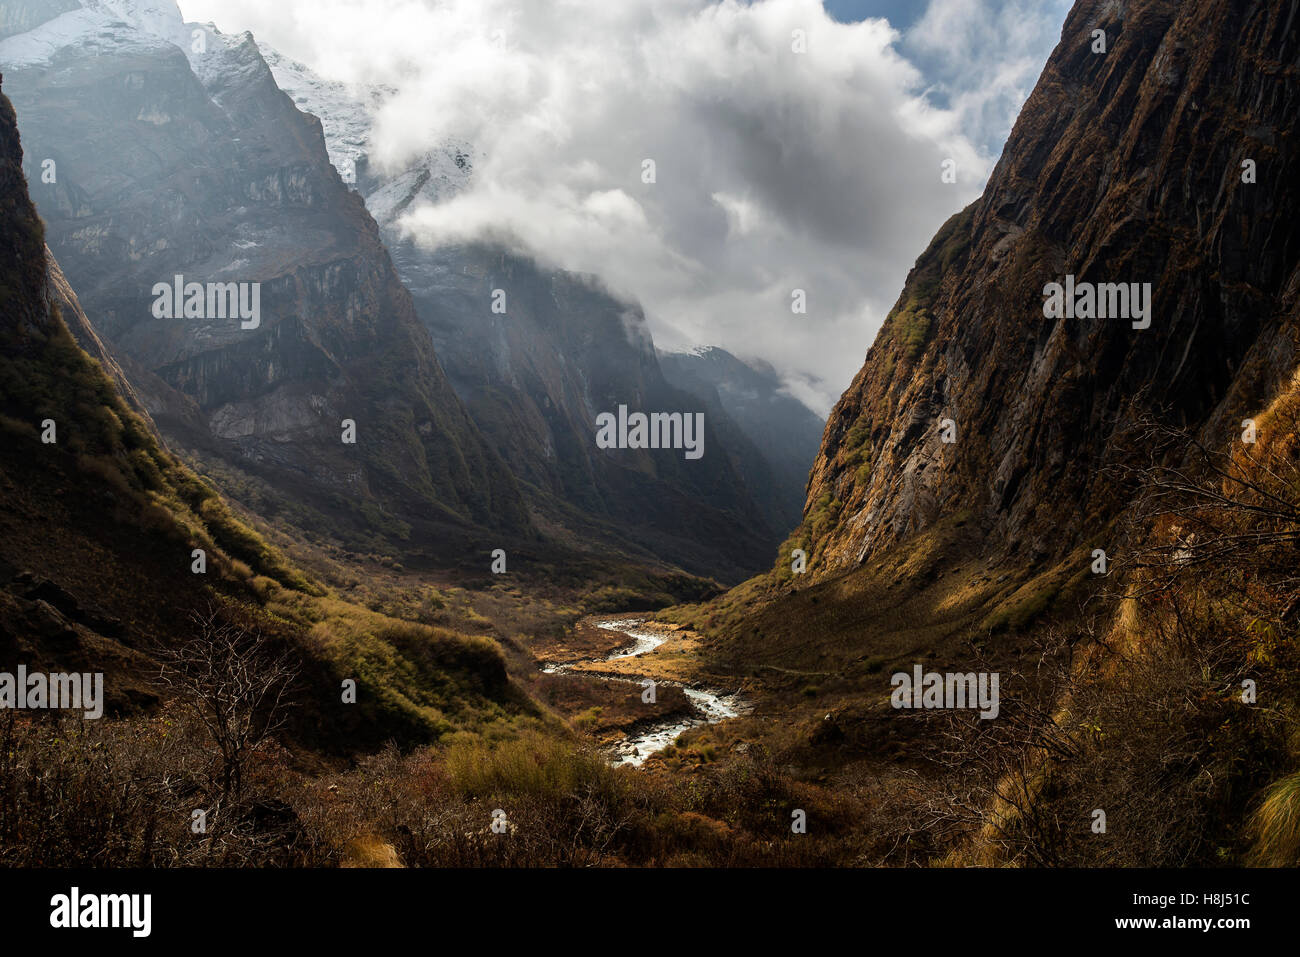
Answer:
541, 617, 748, 767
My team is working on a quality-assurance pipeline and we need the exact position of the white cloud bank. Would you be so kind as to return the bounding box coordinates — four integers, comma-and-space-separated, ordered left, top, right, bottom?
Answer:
180, 0, 1070, 414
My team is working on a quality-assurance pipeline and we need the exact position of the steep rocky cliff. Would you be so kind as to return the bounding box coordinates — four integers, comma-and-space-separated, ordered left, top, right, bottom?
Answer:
0, 0, 530, 560
799, 0, 1300, 582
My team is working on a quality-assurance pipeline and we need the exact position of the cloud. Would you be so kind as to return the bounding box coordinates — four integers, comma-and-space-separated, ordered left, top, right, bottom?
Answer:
179, 0, 1067, 414
903, 0, 1073, 154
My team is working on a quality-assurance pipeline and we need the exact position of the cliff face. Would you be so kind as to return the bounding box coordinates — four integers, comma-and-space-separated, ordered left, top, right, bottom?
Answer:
0, 1, 530, 557
801, 0, 1300, 581
382, 237, 779, 581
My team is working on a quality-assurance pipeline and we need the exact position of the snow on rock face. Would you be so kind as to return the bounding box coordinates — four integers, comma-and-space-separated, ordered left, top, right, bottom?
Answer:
0, 1, 285, 123
258, 45, 376, 181
95, 0, 189, 47
255, 42, 475, 214
0, 1, 195, 72
86, 0, 253, 95
185, 27, 273, 102
0, 6, 169, 66
361, 145, 475, 224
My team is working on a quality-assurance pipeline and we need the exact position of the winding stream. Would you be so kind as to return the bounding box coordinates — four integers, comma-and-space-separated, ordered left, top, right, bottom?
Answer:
542, 618, 748, 767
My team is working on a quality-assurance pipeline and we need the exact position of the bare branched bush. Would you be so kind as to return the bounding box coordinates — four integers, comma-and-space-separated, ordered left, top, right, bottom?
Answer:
0, 701, 318, 867
1113, 409, 1300, 604
155, 600, 299, 806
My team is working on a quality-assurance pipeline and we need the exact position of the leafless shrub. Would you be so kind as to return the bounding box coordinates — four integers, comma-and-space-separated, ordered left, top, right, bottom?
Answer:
155, 600, 298, 806
1111, 409, 1300, 608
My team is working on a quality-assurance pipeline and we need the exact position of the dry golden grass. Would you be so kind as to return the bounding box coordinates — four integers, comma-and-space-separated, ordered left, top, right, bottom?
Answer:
342, 836, 404, 868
